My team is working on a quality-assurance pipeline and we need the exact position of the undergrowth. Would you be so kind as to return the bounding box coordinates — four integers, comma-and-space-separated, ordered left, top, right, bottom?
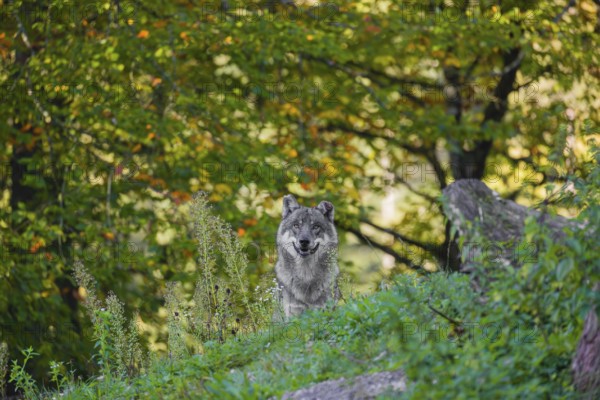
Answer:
5, 191, 284, 398
3, 152, 598, 398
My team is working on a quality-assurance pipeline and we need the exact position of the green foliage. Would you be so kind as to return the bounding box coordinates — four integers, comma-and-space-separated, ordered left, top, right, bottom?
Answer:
0, 0, 598, 392
73, 261, 146, 383
9, 347, 40, 400
37, 268, 587, 399
90, 308, 113, 385
72, 261, 102, 324
190, 191, 260, 340
48, 360, 76, 395
163, 192, 282, 361
105, 293, 145, 377
164, 282, 190, 360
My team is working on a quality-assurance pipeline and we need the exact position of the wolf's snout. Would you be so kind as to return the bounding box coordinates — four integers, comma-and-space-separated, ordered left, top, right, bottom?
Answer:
299, 239, 310, 249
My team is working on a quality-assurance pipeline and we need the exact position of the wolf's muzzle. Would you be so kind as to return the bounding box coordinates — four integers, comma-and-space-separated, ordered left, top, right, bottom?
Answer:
293, 242, 320, 257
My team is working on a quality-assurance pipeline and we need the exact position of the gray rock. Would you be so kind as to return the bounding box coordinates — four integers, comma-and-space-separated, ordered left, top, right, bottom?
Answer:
442, 179, 579, 271
280, 369, 406, 400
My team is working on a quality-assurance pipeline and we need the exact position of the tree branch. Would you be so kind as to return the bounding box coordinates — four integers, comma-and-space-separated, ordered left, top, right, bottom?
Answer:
427, 297, 462, 326
325, 122, 447, 187
359, 218, 440, 257
553, 0, 576, 23
347, 61, 443, 90
305, 55, 431, 106
392, 175, 439, 204
339, 223, 428, 272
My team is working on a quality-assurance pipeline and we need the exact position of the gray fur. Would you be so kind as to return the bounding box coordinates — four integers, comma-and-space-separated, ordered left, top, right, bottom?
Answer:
274, 195, 340, 320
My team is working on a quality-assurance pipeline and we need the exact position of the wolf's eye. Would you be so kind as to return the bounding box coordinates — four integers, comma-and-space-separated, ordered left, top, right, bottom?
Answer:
293, 223, 300, 230
312, 224, 320, 231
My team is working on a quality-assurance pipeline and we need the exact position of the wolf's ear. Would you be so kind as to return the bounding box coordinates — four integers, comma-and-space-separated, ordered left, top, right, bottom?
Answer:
316, 201, 334, 223
282, 195, 300, 219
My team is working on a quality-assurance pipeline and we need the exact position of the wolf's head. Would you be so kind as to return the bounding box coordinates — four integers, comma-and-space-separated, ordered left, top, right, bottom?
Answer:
276, 195, 338, 261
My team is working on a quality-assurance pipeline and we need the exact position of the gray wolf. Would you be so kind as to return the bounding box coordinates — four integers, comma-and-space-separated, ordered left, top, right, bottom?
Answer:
274, 195, 339, 319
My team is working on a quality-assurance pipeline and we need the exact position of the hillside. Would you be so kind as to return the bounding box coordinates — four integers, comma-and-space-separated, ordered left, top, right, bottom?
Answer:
6, 270, 588, 399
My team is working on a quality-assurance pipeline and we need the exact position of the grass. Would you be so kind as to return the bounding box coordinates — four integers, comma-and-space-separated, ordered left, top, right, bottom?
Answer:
25, 274, 423, 399
7, 269, 589, 399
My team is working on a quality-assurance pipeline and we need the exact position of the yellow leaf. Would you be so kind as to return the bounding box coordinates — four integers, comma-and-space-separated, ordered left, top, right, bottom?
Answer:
281, 103, 300, 117
347, 115, 365, 126
137, 30, 150, 39
102, 232, 115, 241
132, 143, 142, 153
215, 183, 232, 195
444, 57, 461, 68
345, 187, 360, 201
318, 109, 343, 119
156, 228, 176, 245
580, 0, 597, 15
209, 193, 222, 202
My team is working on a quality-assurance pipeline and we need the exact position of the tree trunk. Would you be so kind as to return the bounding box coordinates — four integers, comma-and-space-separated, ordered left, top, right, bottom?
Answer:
572, 283, 600, 398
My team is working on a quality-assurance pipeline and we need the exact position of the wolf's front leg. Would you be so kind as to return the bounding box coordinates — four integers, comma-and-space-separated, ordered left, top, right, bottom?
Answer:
285, 303, 307, 317
280, 288, 307, 318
